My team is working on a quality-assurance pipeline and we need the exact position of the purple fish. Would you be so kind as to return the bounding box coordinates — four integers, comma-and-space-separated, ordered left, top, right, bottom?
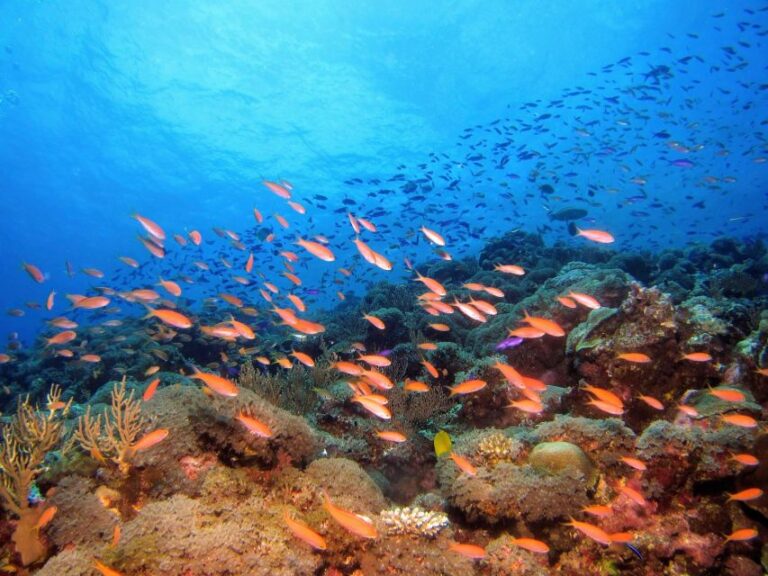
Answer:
495, 336, 523, 351
670, 158, 695, 168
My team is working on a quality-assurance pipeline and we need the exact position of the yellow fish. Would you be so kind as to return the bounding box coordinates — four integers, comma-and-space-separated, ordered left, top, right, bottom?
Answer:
434, 430, 452, 457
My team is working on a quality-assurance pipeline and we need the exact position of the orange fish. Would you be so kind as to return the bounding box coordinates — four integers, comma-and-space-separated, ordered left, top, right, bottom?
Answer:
421, 358, 439, 378
82, 267, 105, 278
511, 537, 549, 554
22, 262, 45, 283
144, 307, 192, 329
415, 272, 446, 296
620, 485, 647, 506
682, 352, 712, 362
494, 263, 525, 275
296, 238, 335, 262
235, 413, 273, 437
429, 323, 451, 332
417, 342, 437, 351
721, 413, 758, 428
449, 379, 487, 396
727, 488, 763, 502
46, 330, 77, 346
404, 380, 430, 393
191, 369, 239, 397
708, 388, 746, 403
731, 454, 759, 466
522, 311, 565, 337
118, 256, 139, 268
507, 326, 546, 339
189, 230, 202, 245
568, 291, 601, 309
678, 404, 699, 417
556, 295, 577, 308
287, 200, 306, 214
509, 399, 544, 414
73, 296, 111, 309
420, 225, 445, 246
292, 351, 315, 367
620, 456, 647, 471
375, 430, 407, 443
363, 314, 385, 330
582, 504, 613, 517
449, 452, 477, 476
448, 541, 485, 559
322, 493, 377, 539
93, 560, 124, 576
358, 354, 391, 368
132, 429, 169, 452
287, 294, 306, 312
81, 354, 101, 363
638, 395, 664, 410
565, 518, 612, 545
575, 227, 615, 244
617, 352, 651, 363
34, 505, 57, 529
283, 510, 327, 550
583, 384, 623, 409
493, 361, 524, 388
587, 399, 624, 416
46, 290, 56, 311
724, 528, 758, 542
133, 213, 165, 240
143, 378, 160, 401
263, 180, 291, 199
334, 361, 364, 376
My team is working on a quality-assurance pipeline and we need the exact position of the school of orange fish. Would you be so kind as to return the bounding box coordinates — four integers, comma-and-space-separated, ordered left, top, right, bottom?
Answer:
4, 177, 765, 575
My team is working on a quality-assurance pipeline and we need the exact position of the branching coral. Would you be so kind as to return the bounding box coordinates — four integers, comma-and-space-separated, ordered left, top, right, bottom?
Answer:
74, 377, 144, 475
0, 384, 72, 565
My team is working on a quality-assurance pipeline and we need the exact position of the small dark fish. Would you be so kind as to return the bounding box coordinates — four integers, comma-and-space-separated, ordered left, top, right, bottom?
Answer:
549, 207, 587, 221
625, 543, 643, 561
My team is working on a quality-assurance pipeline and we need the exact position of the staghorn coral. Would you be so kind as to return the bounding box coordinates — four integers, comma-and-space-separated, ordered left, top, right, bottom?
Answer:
0, 385, 72, 565
379, 505, 449, 538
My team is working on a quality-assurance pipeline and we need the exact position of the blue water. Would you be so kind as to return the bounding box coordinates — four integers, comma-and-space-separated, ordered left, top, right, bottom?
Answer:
1, 1, 766, 345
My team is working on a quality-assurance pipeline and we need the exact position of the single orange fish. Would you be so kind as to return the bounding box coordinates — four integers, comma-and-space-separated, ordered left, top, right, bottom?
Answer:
22, 262, 45, 283
191, 369, 239, 397
617, 352, 652, 363
494, 263, 525, 275
565, 518, 612, 545
292, 351, 315, 368
638, 395, 664, 410
448, 541, 485, 559
263, 180, 291, 199
449, 452, 477, 476
93, 560, 124, 576
363, 314, 385, 330
582, 504, 613, 517
509, 399, 544, 414
235, 413, 273, 438
322, 493, 377, 539
575, 227, 615, 244
620, 456, 647, 471
296, 238, 335, 262
34, 505, 57, 529
511, 537, 549, 554
421, 358, 439, 378
522, 311, 565, 337
144, 307, 192, 329
568, 291, 601, 309
415, 272, 446, 296
556, 295, 577, 308
46, 330, 77, 346
449, 379, 487, 396
404, 380, 430, 393
724, 528, 758, 542
143, 378, 160, 401
375, 430, 407, 443
727, 488, 763, 502
682, 352, 712, 362
731, 454, 759, 466
283, 510, 327, 550
132, 429, 169, 452
721, 413, 758, 428
708, 388, 746, 403
352, 395, 392, 420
